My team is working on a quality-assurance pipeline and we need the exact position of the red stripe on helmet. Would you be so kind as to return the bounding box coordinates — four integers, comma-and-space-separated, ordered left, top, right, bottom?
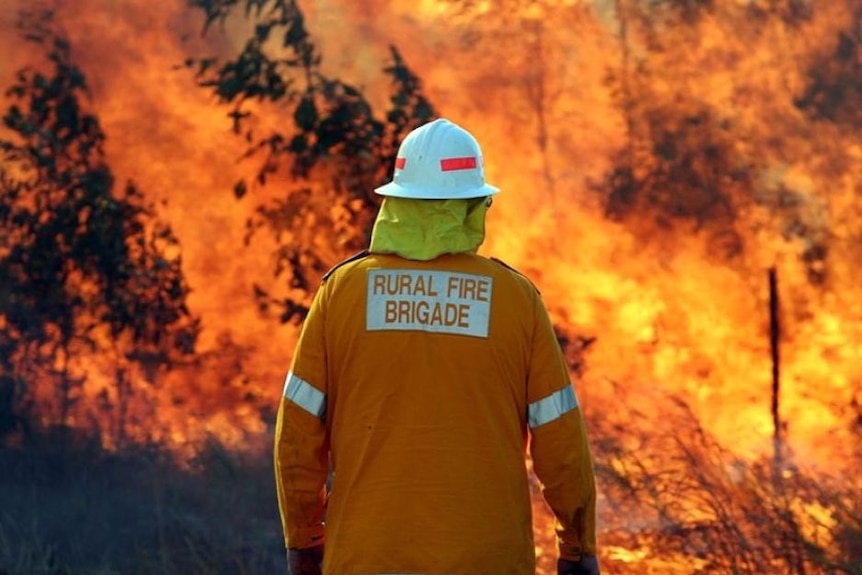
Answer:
395, 157, 406, 169
440, 157, 477, 171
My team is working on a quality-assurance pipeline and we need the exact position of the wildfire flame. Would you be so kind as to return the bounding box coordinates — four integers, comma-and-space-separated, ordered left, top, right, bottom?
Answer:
1, 0, 860, 572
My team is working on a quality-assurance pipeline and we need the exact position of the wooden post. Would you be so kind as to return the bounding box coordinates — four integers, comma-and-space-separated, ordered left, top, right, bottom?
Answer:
769, 267, 782, 478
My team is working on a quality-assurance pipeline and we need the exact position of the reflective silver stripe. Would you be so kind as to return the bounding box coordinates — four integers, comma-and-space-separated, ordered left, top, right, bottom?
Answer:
283, 372, 326, 419
528, 385, 578, 428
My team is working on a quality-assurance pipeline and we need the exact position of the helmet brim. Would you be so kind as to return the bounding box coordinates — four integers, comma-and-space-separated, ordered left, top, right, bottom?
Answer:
374, 181, 500, 199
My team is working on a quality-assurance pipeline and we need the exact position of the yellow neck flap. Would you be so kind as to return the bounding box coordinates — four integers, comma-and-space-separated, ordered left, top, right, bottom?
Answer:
369, 196, 489, 261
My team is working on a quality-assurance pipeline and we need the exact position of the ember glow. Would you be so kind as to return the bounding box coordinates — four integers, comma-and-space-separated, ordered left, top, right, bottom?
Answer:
1, 0, 860, 572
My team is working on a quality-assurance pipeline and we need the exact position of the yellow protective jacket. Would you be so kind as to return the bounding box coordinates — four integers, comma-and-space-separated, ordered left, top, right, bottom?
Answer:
274, 250, 598, 574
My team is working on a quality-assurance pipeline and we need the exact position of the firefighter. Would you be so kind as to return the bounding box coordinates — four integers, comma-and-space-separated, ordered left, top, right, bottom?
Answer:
274, 118, 600, 575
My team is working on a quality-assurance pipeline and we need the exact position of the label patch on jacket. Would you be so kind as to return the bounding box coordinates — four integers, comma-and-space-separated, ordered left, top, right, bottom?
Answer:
366, 269, 493, 338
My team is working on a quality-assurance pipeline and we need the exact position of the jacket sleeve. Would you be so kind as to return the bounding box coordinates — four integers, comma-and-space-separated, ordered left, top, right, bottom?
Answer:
526, 292, 598, 560
274, 285, 330, 550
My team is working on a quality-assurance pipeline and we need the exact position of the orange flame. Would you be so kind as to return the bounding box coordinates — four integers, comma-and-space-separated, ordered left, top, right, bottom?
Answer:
2, 0, 861, 571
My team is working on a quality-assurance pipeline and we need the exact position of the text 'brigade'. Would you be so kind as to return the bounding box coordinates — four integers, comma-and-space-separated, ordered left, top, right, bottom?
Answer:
366, 269, 493, 338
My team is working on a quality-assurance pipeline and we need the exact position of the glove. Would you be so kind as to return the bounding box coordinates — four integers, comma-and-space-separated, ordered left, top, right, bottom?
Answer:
558, 555, 601, 575
287, 544, 324, 575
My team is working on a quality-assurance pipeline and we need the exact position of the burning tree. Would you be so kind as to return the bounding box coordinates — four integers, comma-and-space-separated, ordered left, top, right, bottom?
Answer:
577, 1, 862, 572
184, 0, 435, 323
0, 11, 200, 448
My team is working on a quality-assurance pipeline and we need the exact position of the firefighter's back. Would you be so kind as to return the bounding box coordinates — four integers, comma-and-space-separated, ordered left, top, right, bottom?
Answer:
319, 252, 542, 575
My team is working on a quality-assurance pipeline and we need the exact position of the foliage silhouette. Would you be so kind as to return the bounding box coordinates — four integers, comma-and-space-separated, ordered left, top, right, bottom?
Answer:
0, 11, 199, 444
795, 2, 862, 129
597, 99, 752, 259
596, 1, 830, 283
185, 0, 435, 323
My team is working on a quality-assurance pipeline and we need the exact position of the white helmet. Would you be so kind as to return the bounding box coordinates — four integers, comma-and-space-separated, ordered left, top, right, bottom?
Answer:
375, 118, 500, 199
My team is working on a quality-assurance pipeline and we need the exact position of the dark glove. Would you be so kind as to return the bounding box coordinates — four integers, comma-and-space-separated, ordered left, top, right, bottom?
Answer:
558, 555, 600, 575
287, 544, 324, 575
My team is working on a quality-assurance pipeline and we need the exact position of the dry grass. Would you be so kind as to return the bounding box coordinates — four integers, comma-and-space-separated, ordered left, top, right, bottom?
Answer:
0, 436, 284, 575
2, 416, 859, 575
591, 398, 862, 575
